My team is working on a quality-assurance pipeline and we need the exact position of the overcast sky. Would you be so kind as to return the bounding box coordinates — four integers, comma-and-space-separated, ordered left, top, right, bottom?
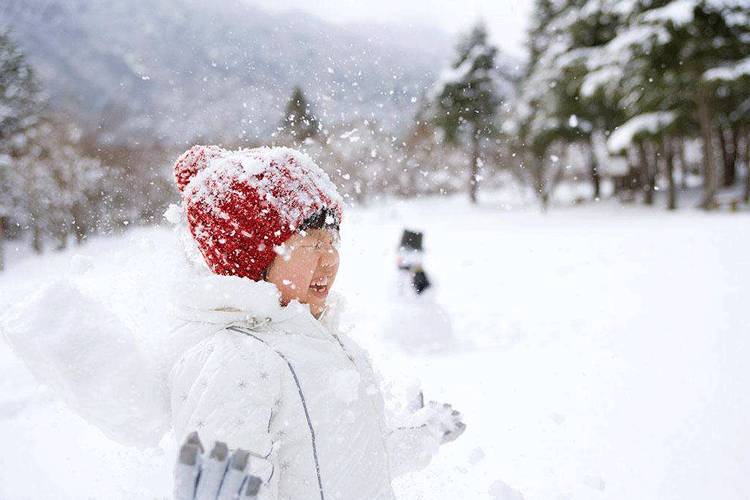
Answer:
245, 0, 534, 58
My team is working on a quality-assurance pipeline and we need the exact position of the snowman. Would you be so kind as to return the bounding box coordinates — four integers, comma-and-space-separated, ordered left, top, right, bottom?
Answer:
396, 229, 432, 297
386, 229, 455, 354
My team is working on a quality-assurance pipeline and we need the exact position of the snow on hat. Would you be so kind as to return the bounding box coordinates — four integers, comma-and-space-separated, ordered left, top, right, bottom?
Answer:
174, 145, 343, 281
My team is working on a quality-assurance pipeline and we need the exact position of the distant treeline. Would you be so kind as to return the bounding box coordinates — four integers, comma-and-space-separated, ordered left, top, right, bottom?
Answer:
1, 1, 749, 268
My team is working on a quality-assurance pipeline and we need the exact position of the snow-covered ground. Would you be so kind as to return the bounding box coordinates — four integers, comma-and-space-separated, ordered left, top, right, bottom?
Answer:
1, 196, 749, 499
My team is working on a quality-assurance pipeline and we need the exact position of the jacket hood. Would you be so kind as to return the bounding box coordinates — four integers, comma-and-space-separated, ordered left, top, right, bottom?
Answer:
171, 265, 343, 342
167, 208, 342, 340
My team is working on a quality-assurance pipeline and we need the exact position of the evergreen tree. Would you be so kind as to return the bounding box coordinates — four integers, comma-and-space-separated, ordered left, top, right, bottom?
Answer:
402, 103, 468, 198
13, 117, 105, 253
0, 29, 43, 269
555, 0, 627, 200
281, 86, 319, 144
511, 0, 572, 209
517, 0, 750, 210
0, 30, 40, 152
585, 0, 750, 209
703, 56, 750, 202
430, 23, 501, 204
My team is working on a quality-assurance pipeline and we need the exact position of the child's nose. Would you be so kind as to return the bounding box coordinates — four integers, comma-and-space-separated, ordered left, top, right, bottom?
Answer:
319, 249, 338, 269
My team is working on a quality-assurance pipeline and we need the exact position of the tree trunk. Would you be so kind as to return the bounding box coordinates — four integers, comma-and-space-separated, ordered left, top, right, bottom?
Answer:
650, 141, 660, 202
697, 85, 717, 210
71, 202, 87, 244
664, 138, 676, 210
744, 129, 750, 204
638, 142, 655, 205
718, 123, 738, 187
678, 140, 688, 189
588, 137, 601, 200
728, 125, 739, 187
625, 147, 642, 199
54, 211, 69, 251
530, 153, 549, 211
469, 130, 480, 204
32, 223, 43, 254
0, 216, 4, 272
56, 229, 68, 251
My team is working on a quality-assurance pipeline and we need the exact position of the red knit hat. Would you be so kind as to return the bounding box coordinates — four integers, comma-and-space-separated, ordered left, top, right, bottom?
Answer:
174, 145, 343, 281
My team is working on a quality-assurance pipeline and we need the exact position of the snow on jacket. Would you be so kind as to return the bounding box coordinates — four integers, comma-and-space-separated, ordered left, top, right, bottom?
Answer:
2, 251, 443, 499
3, 269, 443, 499
168, 272, 442, 500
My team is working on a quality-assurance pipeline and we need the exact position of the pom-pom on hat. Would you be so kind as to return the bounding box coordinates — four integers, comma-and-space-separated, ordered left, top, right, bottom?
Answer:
174, 145, 343, 281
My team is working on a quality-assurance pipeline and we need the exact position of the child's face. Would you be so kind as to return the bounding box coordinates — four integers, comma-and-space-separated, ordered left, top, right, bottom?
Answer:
265, 228, 340, 318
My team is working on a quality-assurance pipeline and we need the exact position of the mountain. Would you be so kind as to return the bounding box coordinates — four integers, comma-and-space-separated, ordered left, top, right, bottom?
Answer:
0, 0, 455, 145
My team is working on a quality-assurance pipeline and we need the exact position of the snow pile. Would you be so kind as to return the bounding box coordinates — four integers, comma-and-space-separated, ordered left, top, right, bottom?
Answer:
607, 111, 676, 152
641, 0, 698, 26
580, 66, 623, 98
604, 24, 671, 65
703, 56, 750, 82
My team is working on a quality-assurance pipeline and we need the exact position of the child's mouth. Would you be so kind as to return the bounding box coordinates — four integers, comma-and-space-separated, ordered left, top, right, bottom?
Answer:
309, 277, 329, 296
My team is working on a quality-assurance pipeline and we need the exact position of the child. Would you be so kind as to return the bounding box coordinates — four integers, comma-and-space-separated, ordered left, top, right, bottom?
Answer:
168, 146, 464, 499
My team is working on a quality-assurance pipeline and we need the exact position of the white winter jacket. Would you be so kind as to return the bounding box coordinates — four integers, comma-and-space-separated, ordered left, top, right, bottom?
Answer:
167, 273, 442, 500
3, 266, 442, 499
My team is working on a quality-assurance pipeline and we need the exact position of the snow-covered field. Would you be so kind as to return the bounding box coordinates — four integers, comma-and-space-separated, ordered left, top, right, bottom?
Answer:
1, 196, 749, 499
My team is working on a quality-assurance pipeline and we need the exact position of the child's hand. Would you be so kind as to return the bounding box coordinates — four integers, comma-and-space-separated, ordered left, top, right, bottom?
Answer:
425, 401, 466, 444
175, 432, 264, 500
398, 392, 466, 444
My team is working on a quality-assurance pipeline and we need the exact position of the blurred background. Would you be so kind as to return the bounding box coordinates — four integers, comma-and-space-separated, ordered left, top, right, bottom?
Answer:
0, 1, 749, 499
0, 0, 748, 265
